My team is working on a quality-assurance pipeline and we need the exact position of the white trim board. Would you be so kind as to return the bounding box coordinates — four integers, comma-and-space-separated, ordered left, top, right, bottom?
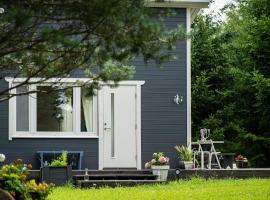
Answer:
146, 0, 210, 8
186, 8, 192, 147
11, 135, 99, 139
7, 80, 98, 140
5, 77, 145, 86
135, 84, 142, 170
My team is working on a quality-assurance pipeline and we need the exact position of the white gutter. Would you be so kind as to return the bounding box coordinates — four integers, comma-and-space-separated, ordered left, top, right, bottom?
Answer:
146, 0, 210, 8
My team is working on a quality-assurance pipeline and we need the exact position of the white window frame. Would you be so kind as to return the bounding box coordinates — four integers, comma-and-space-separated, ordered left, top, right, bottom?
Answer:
6, 78, 98, 140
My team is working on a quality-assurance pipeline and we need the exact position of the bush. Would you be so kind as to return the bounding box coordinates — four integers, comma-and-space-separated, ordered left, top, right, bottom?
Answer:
0, 159, 54, 200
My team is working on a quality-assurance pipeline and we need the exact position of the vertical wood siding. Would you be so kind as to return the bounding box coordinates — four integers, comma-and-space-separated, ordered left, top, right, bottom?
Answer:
133, 9, 187, 168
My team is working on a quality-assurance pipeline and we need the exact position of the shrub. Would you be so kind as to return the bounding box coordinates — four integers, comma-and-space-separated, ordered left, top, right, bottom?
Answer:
27, 180, 53, 200
0, 159, 53, 200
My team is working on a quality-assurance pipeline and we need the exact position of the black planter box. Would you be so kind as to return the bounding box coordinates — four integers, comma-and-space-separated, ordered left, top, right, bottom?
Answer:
41, 166, 72, 186
0, 178, 5, 188
236, 160, 248, 168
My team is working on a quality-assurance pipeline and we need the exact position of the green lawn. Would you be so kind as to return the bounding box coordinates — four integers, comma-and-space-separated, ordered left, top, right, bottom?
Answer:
48, 178, 270, 200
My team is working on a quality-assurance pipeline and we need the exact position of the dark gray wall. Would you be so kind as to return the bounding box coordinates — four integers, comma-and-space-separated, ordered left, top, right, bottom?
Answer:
133, 8, 187, 168
0, 8, 187, 169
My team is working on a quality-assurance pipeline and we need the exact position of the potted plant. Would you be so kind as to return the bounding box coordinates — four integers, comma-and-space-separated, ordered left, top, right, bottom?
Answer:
41, 151, 72, 186
175, 145, 194, 169
145, 152, 170, 181
235, 155, 248, 168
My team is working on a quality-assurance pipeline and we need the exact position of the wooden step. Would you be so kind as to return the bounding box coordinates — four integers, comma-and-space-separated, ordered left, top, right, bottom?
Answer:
73, 170, 152, 175
73, 174, 157, 181
76, 180, 166, 188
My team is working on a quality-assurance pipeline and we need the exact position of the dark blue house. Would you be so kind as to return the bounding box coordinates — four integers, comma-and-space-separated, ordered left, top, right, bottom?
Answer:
0, 1, 210, 169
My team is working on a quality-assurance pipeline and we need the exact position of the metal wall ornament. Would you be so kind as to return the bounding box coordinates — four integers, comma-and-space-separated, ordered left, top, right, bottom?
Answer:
173, 94, 183, 105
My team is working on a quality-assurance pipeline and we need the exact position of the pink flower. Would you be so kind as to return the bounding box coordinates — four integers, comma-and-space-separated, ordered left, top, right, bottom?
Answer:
158, 156, 168, 164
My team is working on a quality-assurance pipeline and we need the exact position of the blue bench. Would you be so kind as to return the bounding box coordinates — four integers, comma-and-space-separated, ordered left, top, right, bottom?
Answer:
37, 151, 84, 170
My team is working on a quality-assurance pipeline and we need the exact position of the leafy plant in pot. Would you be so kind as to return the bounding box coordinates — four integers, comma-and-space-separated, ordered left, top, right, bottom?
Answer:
175, 146, 194, 169
235, 155, 248, 168
41, 151, 72, 186
145, 152, 170, 181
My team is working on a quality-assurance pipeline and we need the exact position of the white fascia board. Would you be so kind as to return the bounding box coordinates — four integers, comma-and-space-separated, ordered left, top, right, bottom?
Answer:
5, 77, 93, 84
146, 0, 210, 8
5, 77, 145, 86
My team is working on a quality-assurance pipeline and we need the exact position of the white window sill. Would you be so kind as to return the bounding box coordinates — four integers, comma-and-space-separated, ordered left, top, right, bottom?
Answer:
10, 133, 98, 140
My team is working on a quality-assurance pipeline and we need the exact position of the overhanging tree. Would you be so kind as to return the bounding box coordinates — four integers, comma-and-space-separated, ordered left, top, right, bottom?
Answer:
0, 0, 185, 101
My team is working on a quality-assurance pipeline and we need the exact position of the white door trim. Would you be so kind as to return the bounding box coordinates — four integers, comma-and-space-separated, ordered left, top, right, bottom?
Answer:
135, 84, 142, 169
98, 80, 145, 170
186, 8, 192, 147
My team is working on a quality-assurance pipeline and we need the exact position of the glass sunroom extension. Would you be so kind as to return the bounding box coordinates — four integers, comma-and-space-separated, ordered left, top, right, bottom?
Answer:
8, 80, 97, 139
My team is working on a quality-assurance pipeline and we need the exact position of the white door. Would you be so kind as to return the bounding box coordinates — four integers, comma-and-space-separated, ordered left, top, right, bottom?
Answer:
103, 85, 137, 168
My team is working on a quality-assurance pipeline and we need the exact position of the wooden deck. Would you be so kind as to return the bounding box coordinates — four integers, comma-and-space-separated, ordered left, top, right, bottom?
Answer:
168, 168, 270, 180
29, 168, 270, 182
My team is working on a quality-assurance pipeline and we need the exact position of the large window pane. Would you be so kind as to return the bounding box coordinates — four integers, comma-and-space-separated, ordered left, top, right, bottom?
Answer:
37, 86, 73, 132
16, 86, 29, 131
81, 88, 93, 132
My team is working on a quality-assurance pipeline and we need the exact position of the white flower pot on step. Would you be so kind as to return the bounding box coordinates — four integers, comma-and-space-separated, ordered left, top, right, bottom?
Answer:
184, 161, 194, 169
151, 165, 170, 181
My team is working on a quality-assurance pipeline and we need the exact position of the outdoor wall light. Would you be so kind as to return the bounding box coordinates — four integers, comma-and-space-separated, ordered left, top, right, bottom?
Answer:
0, 153, 5, 162
174, 94, 183, 105
0, 8, 5, 14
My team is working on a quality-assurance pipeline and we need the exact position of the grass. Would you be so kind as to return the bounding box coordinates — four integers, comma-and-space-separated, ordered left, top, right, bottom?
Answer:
48, 178, 270, 200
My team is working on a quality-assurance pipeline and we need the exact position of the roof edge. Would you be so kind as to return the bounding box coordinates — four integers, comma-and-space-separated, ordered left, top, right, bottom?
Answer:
146, 0, 210, 8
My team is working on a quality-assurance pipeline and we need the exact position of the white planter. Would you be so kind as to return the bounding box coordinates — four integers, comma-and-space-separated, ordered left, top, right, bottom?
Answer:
151, 165, 170, 181
183, 161, 193, 170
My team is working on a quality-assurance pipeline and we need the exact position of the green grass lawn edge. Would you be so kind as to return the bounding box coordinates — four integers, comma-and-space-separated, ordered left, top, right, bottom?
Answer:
48, 178, 270, 200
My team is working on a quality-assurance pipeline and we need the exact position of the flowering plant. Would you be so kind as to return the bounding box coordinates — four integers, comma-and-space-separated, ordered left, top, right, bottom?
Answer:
27, 180, 54, 200
0, 159, 32, 199
0, 159, 53, 200
235, 155, 248, 162
145, 152, 169, 169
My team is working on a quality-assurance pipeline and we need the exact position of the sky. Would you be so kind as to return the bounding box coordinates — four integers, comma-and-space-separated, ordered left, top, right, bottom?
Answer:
203, 0, 234, 19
